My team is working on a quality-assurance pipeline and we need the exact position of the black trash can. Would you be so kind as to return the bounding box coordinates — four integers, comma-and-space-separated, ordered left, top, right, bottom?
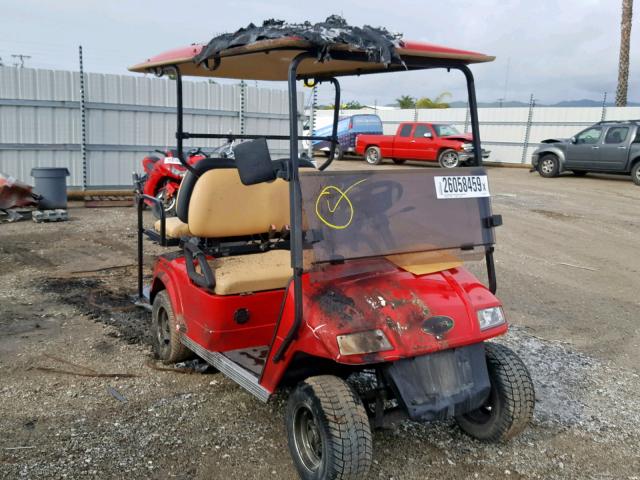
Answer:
31, 167, 70, 210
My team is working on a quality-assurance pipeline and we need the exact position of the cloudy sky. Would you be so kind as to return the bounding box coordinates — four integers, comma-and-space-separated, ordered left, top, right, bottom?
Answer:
1, 0, 638, 105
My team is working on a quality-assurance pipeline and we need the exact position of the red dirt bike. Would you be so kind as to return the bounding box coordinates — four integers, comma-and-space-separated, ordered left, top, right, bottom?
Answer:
137, 148, 207, 217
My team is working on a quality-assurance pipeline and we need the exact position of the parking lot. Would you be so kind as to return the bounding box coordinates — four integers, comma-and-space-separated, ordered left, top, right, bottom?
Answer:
1, 163, 639, 479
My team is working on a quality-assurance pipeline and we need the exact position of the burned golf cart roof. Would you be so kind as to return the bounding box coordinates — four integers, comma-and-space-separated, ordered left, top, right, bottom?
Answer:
129, 16, 494, 80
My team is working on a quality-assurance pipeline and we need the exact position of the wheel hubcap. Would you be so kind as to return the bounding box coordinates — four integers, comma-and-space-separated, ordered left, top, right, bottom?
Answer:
367, 150, 378, 163
541, 159, 554, 174
293, 406, 322, 472
157, 189, 176, 212
442, 152, 458, 168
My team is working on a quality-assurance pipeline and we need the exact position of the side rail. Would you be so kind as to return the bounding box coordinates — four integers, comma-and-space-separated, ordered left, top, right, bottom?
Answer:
134, 188, 179, 304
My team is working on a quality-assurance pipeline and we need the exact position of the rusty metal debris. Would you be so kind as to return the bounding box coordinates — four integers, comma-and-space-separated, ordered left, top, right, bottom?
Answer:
0, 172, 40, 222
32, 354, 137, 378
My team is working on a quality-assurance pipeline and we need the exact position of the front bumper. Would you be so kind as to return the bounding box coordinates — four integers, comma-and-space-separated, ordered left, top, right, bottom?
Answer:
530, 153, 539, 172
459, 149, 490, 162
384, 343, 490, 421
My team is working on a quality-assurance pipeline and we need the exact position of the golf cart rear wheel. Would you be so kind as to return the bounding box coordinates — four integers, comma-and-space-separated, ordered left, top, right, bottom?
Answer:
365, 146, 383, 165
151, 290, 191, 363
438, 149, 460, 168
456, 343, 535, 443
537, 154, 559, 178
286, 375, 372, 480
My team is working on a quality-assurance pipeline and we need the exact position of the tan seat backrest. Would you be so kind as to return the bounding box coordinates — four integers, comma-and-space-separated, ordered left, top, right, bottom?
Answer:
188, 169, 290, 237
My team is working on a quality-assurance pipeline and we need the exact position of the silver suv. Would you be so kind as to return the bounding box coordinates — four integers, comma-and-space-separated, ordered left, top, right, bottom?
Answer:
531, 120, 640, 185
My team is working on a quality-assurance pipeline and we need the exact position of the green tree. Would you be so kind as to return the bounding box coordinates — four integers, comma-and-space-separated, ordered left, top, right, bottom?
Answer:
342, 100, 364, 110
416, 92, 452, 109
395, 95, 416, 109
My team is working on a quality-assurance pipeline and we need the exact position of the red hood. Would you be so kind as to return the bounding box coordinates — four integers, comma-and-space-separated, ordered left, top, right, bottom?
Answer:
442, 133, 473, 142
302, 259, 504, 364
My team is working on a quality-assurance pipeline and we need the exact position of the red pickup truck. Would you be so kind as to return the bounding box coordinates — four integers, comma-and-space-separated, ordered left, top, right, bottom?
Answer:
355, 122, 487, 167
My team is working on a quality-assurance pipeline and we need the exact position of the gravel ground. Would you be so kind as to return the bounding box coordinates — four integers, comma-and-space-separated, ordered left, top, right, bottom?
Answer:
1, 165, 639, 479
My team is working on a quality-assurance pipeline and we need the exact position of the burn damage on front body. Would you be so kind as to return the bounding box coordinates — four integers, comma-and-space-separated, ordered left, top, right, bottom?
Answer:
304, 264, 465, 362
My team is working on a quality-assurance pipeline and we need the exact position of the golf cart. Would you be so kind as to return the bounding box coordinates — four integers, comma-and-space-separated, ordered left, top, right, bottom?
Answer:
131, 18, 534, 480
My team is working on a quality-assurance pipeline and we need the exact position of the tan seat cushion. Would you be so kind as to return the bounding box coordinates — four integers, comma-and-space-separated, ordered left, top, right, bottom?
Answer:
154, 217, 191, 238
188, 169, 290, 238
210, 249, 292, 295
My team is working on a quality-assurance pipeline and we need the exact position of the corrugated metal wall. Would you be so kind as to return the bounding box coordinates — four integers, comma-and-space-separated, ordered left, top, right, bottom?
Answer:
0, 66, 303, 188
316, 106, 640, 164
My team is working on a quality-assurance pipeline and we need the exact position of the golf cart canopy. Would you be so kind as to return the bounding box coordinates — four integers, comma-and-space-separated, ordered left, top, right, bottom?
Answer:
129, 17, 494, 80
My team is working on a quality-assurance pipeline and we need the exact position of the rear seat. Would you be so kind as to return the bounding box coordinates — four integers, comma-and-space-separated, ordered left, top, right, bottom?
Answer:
177, 161, 293, 295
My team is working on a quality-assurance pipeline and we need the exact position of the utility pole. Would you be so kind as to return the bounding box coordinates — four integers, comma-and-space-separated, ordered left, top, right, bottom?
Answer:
79, 46, 88, 190
11, 54, 31, 68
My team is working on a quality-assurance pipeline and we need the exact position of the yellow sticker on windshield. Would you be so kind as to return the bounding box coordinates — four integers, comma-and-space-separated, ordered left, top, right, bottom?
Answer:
315, 179, 366, 230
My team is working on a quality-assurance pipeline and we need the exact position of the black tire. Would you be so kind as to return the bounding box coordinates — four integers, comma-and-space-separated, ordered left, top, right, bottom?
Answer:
456, 343, 535, 443
438, 149, 460, 168
631, 162, 640, 186
286, 375, 372, 480
572, 170, 587, 177
392, 159, 406, 165
364, 146, 382, 165
151, 290, 192, 363
537, 154, 560, 178
332, 144, 344, 161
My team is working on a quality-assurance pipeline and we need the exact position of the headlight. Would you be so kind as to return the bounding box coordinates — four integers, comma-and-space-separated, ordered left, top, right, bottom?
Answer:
477, 307, 506, 331
170, 166, 186, 176
461, 143, 474, 152
336, 329, 393, 356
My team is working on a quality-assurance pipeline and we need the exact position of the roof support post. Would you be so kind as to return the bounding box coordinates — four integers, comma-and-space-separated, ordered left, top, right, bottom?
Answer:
460, 65, 483, 166
273, 51, 315, 363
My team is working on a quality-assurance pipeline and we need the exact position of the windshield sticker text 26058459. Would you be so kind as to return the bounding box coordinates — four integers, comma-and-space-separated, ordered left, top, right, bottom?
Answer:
434, 175, 490, 199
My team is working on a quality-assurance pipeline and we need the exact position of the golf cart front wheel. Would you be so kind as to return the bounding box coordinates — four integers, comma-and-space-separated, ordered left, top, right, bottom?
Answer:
456, 343, 535, 442
286, 375, 372, 480
151, 290, 192, 363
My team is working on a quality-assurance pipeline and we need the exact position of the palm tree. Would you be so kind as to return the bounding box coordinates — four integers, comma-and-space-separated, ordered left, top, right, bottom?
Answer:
616, 0, 634, 106
416, 92, 452, 109
395, 95, 416, 109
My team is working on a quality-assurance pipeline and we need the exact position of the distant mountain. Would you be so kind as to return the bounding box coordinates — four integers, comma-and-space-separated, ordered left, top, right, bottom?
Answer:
449, 99, 640, 108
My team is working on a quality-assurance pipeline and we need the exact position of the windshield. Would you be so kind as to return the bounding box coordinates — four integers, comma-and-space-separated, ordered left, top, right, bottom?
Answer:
433, 124, 461, 137
300, 168, 495, 263
351, 115, 383, 131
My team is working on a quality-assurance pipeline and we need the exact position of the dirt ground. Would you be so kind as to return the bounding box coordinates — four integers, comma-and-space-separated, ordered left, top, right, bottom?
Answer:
1, 162, 639, 480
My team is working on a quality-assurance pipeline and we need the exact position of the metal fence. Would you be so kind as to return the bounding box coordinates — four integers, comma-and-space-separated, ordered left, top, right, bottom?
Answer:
316, 104, 640, 164
0, 66, 303, 188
